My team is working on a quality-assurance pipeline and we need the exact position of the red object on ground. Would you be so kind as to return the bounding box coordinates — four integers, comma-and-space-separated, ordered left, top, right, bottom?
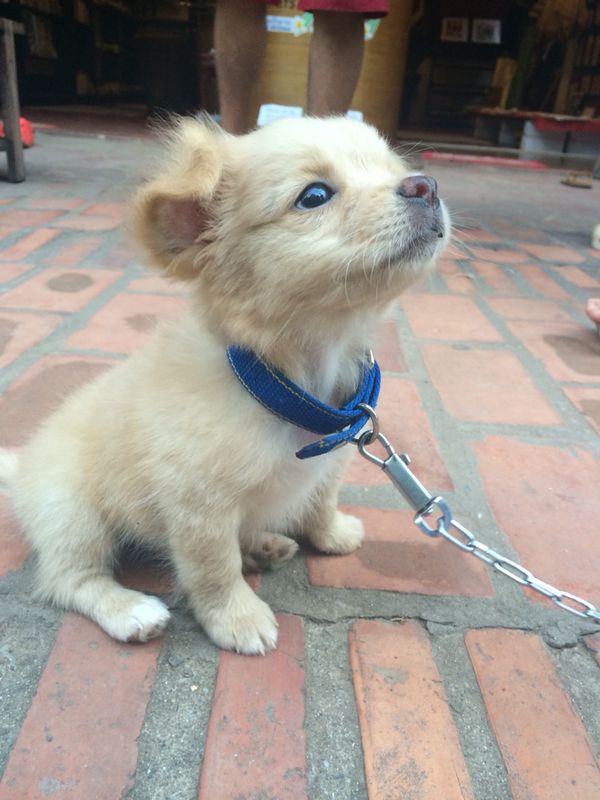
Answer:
0, 116, 35, 147
422, 151, 547, 169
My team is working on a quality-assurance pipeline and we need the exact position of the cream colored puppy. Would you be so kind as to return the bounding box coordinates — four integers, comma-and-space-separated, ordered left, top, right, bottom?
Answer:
0, 117, 449, 654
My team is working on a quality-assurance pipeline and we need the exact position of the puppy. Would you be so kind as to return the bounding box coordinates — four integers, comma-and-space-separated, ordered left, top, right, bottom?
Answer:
0, 117, 449, 654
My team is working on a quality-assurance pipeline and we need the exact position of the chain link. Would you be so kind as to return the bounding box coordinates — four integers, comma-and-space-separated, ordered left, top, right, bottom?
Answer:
355, 426, 600, 625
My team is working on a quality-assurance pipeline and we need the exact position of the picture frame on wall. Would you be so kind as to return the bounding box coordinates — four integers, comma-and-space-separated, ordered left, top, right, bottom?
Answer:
472, 18, 502, 45
440, 17, 468, 43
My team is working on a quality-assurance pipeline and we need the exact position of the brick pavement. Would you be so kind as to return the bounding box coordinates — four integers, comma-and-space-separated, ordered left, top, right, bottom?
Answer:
0, 131, 600, 799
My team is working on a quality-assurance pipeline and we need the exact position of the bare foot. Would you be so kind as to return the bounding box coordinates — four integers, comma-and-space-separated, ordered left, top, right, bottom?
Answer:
586, 298, 600, 335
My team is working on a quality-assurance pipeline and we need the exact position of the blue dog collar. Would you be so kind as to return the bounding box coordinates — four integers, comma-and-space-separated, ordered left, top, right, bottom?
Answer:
226, 345, 380, 459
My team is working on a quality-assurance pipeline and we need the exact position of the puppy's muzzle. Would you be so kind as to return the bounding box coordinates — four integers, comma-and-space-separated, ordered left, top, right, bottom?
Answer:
397, 175, 439, 208
398, 175, 444, 238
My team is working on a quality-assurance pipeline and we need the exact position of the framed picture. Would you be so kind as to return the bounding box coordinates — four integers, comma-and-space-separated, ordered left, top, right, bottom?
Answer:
472, 19, 502, 45
440, 17, 468, 43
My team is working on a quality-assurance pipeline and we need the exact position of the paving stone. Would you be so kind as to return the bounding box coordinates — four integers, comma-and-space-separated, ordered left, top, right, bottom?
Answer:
0, 495, 28, 577
0, 311, 60, 370
487, 297, 573, 322
349, 620, 474, 800
507, 320, 600, 383
0, 210, 64, 227
0, 229, 62, 261
45, 236, 104, 267
0, 355, 113, 446
66, 293, 185, 353
0, 614, 161, 800
0, 267, 121, 313
421, 343, 561, 425
465, 629, 600, 800
373, 318, 407, 372
307, 507, 492, 595
401, 294, 503, 341
468, 259, 521, 295
467, 246, 529, 264
53, 214, 122, 232
561, 386, 600, 436
520, 243, 585, 264
0, 262, 35, 284
198, 615, 307, 800
344, 376, 451, 489
437, 259, 477, 294
517, 263, 572, 300
474, 436, 600, 605
556, 265, 600, 289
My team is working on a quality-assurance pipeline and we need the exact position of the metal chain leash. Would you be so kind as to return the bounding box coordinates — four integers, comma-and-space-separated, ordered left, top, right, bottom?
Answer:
354, 404, 600, 625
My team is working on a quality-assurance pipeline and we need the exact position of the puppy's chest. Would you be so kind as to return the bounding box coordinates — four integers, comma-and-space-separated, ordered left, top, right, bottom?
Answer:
247, 441, 344, 528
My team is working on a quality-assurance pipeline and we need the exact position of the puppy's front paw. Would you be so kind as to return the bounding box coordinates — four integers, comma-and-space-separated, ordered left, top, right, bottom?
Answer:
102, 594, 171, 643
310, 510, 365, 555
199, 582, 278, 655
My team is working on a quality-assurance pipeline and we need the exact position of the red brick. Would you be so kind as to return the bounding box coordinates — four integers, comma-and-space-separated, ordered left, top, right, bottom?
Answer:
557, 265, 600, 289
349, 620, 474, 800
561, 386, 600, 436
0, 311, 60, 370
465, 629, 600, 800
437, 259, 477, 294
401, 295, 502, 341
0, 267, 121, 313
0, 229, 61, 261
53, 214, 122, 232
474, 436, 600, 605
198, 615, 307, 800
46, 236, 103, 266
0, 209, 64, 227
0, 262, 35, 284
0, 614, 161, 800
0, 355, 113, 446
455, 227, 500, 244
517, 263, 572, 300
307, 507, 492, 595
487, 297, 573, 323
507, 320, 600, 383
521, 243, 585, 264
0, 494, 28, 576
67, 293, 185, 353
373, 319, 406, 372
421, 343, 560, 425
25, 196, 87, 210
486, 219, 550, 242
344, 377, 451, 490
467, 246, 529, 264
84, 201, 128, 218
468, 260, 521, 295
583, 633, 600, 665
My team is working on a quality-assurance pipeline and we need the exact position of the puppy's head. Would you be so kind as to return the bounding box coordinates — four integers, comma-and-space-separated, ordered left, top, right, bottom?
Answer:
133, 116, 449, 341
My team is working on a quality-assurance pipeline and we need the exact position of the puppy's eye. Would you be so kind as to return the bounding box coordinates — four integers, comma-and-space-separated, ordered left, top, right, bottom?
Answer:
294, 182, 335, 210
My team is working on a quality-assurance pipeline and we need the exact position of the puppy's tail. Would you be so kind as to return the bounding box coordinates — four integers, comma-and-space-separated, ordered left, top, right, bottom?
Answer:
0, 449, 18, 491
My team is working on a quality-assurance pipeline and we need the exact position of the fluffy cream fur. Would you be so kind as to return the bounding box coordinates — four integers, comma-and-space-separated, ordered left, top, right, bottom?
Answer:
0, 117, 449, 654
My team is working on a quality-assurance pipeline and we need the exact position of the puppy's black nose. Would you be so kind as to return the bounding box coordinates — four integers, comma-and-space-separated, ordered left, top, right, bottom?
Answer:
397, 175, 438, 206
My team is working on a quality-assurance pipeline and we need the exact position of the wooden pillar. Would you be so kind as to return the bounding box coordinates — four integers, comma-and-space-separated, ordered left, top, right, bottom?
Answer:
0, 19, 26, 183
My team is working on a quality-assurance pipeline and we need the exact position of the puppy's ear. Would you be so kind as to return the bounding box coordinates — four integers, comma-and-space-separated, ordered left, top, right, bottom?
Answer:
132, 118, 229, 280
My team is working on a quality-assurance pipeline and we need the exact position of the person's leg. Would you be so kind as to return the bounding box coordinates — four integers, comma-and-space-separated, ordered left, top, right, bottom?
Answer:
586, 298, 600, 335
214, 0, 267, 134
306, 11, 365, 116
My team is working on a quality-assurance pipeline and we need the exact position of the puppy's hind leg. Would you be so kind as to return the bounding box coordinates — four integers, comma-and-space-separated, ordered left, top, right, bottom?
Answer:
241, 531, 299, 573
22, 493, 170, 642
